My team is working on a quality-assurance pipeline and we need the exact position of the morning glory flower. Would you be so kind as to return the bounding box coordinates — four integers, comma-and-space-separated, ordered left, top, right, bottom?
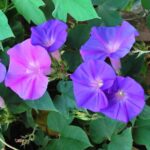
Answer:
71, 60, 116, 112
100, 76, 145, 123
31, 19, 68, 52
5, 39, 51, 100
80, 21, 138, 71
0, 62, 6, 83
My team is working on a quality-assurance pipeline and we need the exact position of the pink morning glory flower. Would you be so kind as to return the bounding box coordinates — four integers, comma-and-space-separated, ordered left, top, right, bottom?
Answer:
0, 62, 6, 83
80, 21, 138, 71
71, 60, 116, 112
5, 39, 51, 100
100, 76, 145, 123
31, 19, 68, 52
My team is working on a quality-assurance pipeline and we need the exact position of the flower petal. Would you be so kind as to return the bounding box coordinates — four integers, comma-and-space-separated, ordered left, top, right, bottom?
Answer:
80, 21, 138, 61
31, 19, 68, 52
0, 63, 6, 83
71, 60, 116, 111
5, 39, 51, 100
100, 76, 145, 123
73, 82, 108, 111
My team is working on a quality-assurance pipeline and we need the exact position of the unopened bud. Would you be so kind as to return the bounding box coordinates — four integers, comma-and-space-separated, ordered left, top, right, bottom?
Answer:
51, 50, 61, 61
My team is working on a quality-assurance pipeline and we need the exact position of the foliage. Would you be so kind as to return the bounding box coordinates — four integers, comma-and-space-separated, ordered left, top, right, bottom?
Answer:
0, 10, 14, 41
52, 0, 99, 22
0, 0, 150, 150
141, 0, 150, 28
12, 0, 46, 24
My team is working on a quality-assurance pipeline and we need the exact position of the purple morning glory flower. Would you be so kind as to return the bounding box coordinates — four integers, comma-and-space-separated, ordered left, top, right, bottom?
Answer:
80, 21, 138, 71
31, 19, 68, 52
100, 76, 145, 123
71, 60, 116, 112
5, 39, 51, 100
0, 62, 6, 83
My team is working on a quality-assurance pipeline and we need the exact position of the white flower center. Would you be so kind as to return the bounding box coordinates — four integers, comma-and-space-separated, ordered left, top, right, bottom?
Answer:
115, 90, 126, 101
43, 37, 55, 47
107, 41, 120, 53
26, 61, 40, 74
96, 79, 103, 88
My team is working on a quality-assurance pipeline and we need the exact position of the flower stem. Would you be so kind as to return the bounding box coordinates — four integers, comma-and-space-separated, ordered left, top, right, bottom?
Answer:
0, 137, 19, 150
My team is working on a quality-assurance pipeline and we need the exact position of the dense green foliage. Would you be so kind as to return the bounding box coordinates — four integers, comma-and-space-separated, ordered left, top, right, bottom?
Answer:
0, 0, 150, 149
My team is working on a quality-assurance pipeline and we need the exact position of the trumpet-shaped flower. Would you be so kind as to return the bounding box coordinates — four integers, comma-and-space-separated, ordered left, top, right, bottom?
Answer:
0, 62, 6, 83
5, 39, 51, 100
31, 19, 68, 52
100, 76, 145, 122
80, 21, 138, 71
71, 60, 116, 112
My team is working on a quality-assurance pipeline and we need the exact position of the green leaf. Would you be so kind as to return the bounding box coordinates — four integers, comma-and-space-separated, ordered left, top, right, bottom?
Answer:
9, 101, 29, 114
34, 128, 50, 147
139, 105, 150, 120
25, 92, 56, 111
121, 53, 145, 77
0, 84, 29, 114
108, 128, 132, 150
89, 117, 125, 144
96, 0, 129, 26
52, 0, 99, 22
47, 111, 68, 132
146, 14, 150, 28
0, 10, 14, 40
10, 17, 25, 43
98, 8, 122, 26
63, 24, 91, 71
13, 0, 46, 24
67, 24, 91, 49
54, 81, 76, 117
93, 0, 129, 9
57, 80, 73, 94
133, 118, 150, 148
142, 0, 150, 9
92, 0, 104, 5
62, 50, 82, 72
0, 0, 6, 9
25, 109, 36, 128
100, 0, 130, 10
54, 95, 76, 117
0, 48, 9, 65
47, 126, 92, 150
42, 0, 55, 19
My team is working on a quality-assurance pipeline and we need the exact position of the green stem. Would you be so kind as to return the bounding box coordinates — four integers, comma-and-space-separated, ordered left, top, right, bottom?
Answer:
0, 137, 19, 150
4, 0, 8, 12
0, 41, 4, 51
3, 1, 15, 13
6, 6, 15, 12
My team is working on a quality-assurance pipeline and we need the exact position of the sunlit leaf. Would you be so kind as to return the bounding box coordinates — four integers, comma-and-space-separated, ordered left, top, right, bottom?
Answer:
0, 10, 14, 40
52, 0, 99, 22
26, 91, 56, 111
47, 126, 92, 150
13, 0, 46, 24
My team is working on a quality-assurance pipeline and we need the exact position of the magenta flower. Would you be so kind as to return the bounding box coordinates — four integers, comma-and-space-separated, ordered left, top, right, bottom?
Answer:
71, 60, 116, 112
31, 19, 68, 52
80, 21, 138, 71
5, 39, 51, 100
0, 62, 6, 83
100, 76, 145, 123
